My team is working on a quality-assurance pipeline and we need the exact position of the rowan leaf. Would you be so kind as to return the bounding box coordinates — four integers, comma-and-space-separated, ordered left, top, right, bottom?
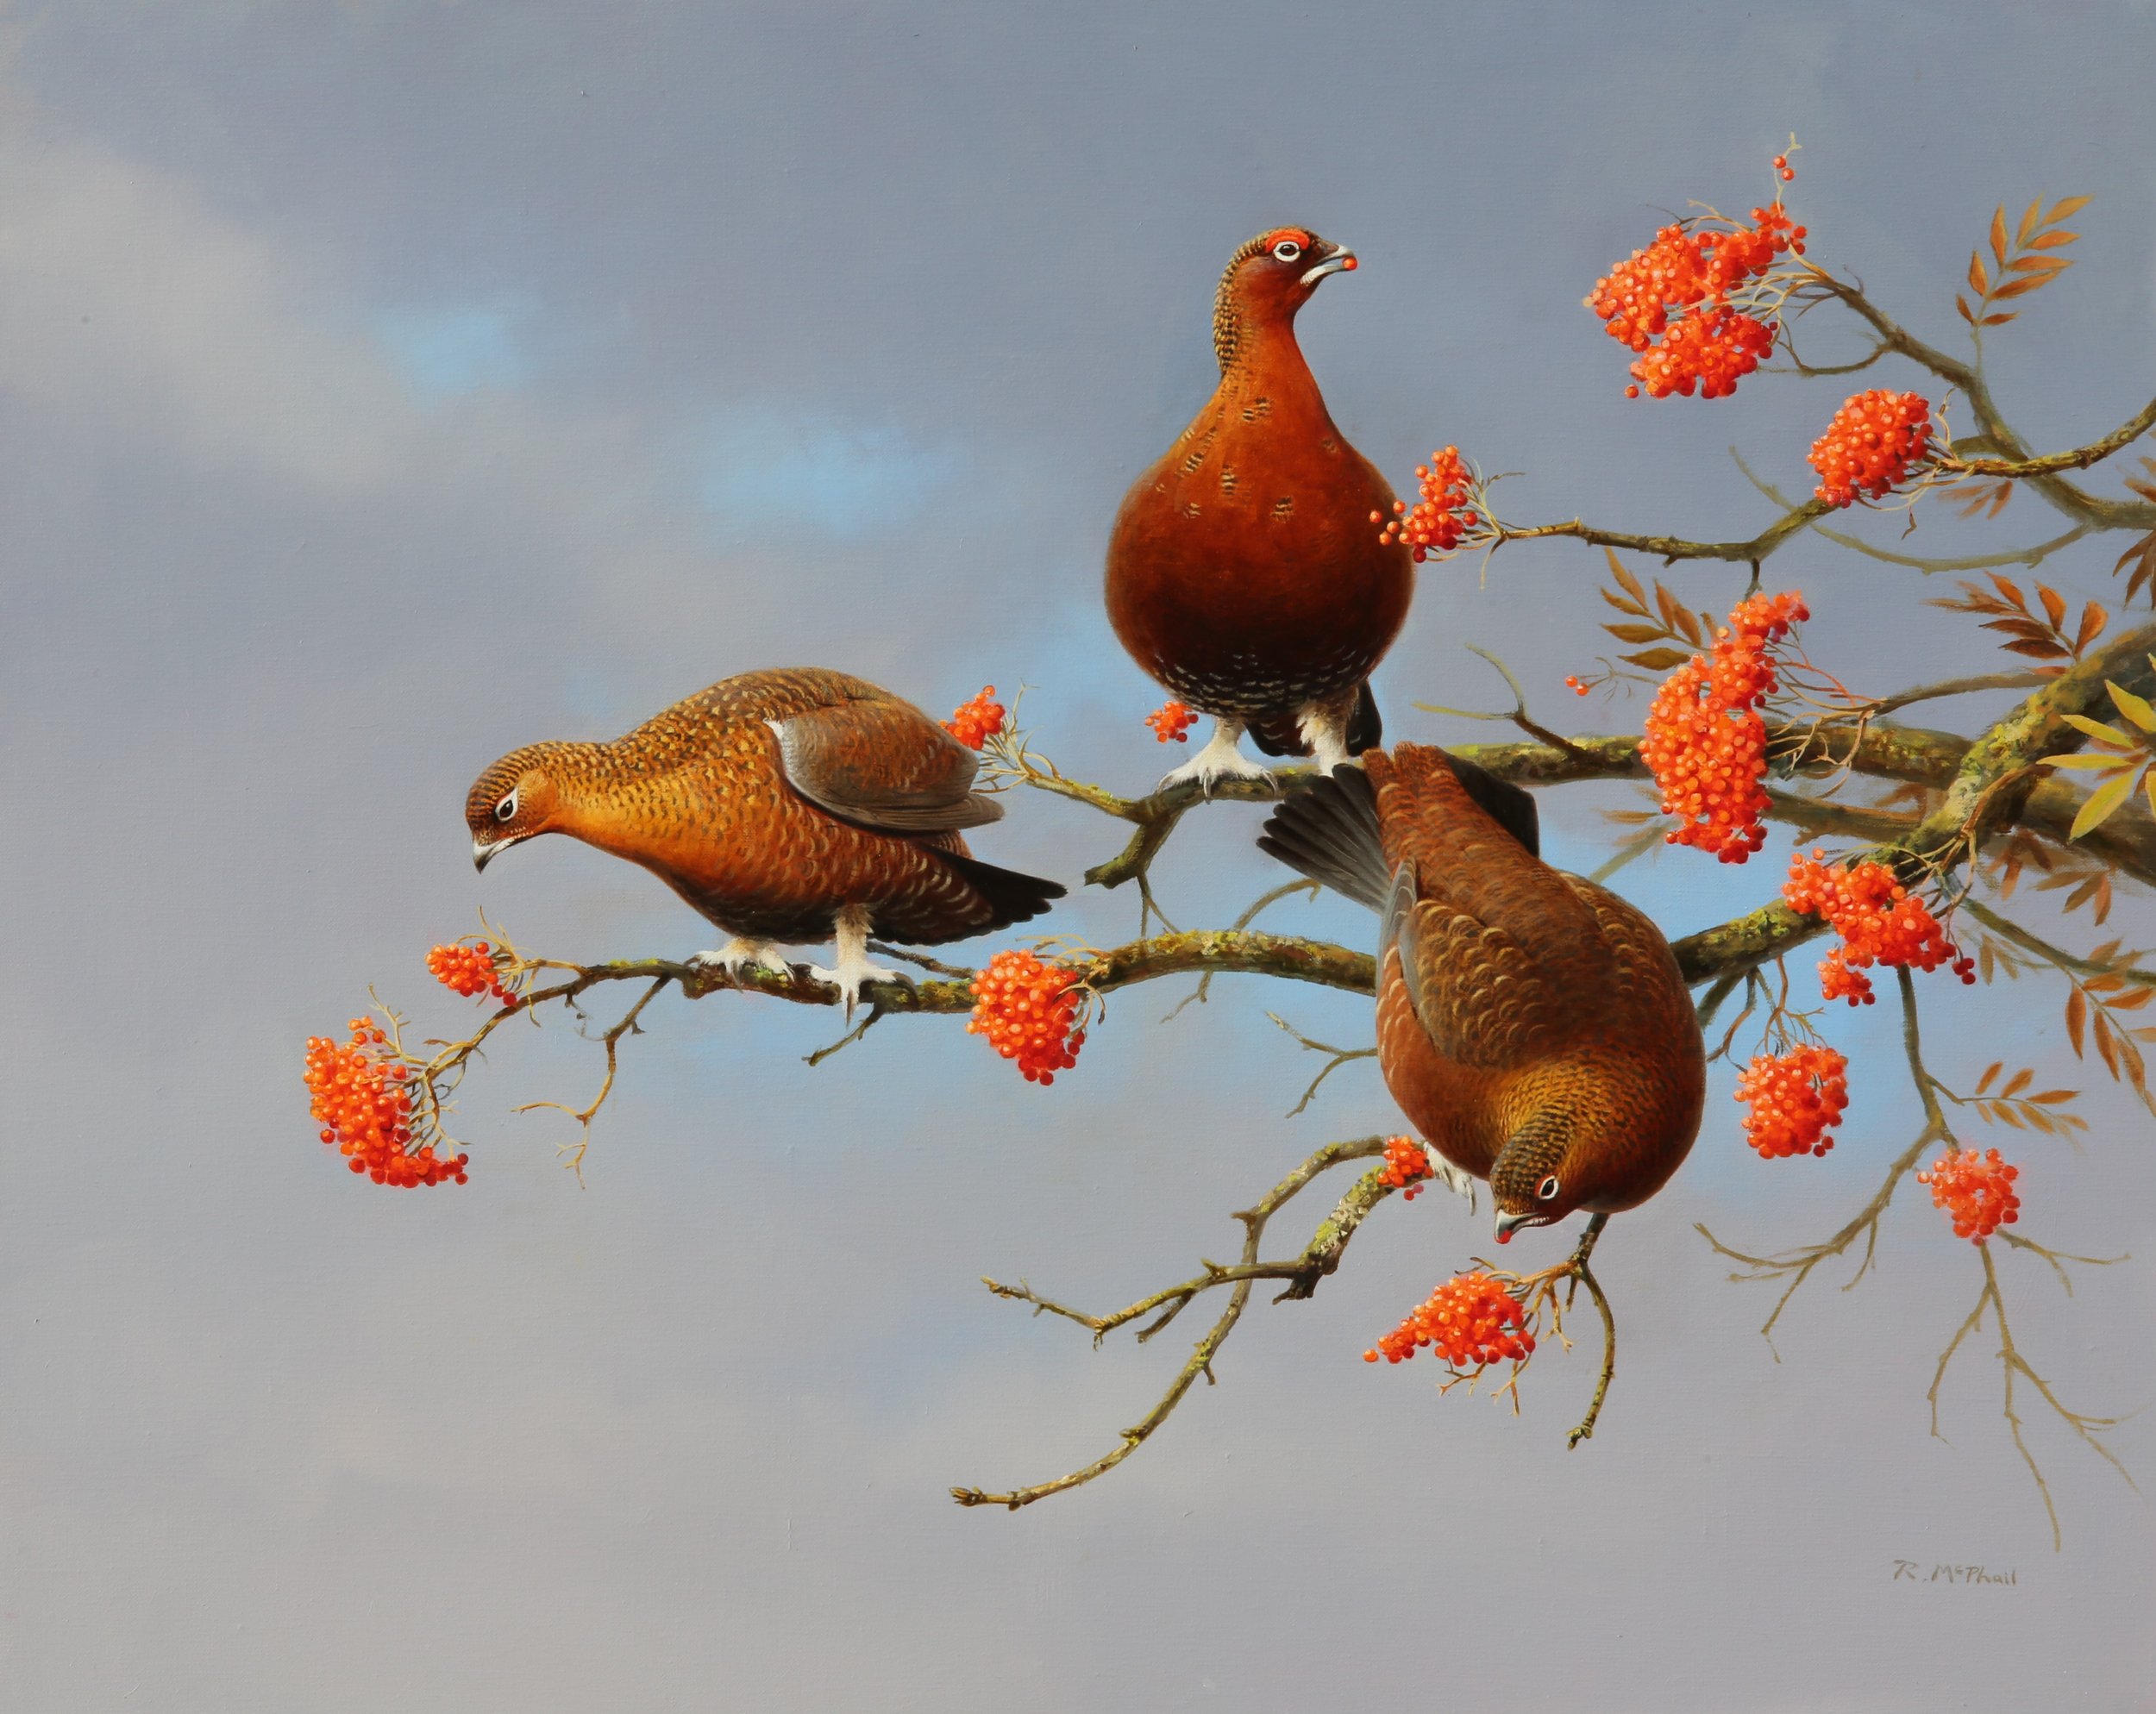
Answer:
2067, 986, 2088, 1054
2002, 1067, 2034, 1098
2016, 197, 2042, 245
1606, 549, 1646, 607
1620, 647, 1693, 670
1980, 312, 2018, 328
1968, 253, 1990, 297
2071, 771, 2140, 837
2105, 680, 2156, 732
2006, 254, 2072, 276
2046, 194, 2092, 223
2061, 713, 2135, 747
1600, 586, 1648, 616
1977, 1061, 2002, 1094
1989, 274, 2055, 300
1604, 623, 1669, 644
2096, 1010, 2122, 1077
2038, 584, 2067, 629
2001, 638, 2070, 660
2026, 229, 2078, 250
1989, 207, 2009, 266
2044, 753, 2130, 770
2076, 602, 2109, 651
1955, 295, 1976, 326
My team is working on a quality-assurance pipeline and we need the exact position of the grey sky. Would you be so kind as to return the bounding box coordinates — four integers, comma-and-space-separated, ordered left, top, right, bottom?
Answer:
2, 2, 2153, 1707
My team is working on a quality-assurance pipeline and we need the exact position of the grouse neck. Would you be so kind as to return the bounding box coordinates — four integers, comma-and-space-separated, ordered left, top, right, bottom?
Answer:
1216, 319, 1326, 416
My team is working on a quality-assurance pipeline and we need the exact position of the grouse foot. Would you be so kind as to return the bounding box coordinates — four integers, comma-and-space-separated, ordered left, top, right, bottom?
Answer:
1157, 719, 1280, 795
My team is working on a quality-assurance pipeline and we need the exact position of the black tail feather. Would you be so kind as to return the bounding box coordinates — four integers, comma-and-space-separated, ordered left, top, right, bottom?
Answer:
1256, 765, 1390, 911
1443, 752, 1540, 858
938, 850, 1067, 934
1345, 680, 1382, 754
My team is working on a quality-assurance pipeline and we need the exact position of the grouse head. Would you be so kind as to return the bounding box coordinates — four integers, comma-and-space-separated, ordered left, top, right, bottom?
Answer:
1487, 1075, 1670, 1243
1211, 226, 1357, 372
466, 743, 573, 872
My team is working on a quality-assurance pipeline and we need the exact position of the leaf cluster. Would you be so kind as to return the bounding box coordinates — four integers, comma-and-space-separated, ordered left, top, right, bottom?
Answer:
1596, 550, 1718, 672
1955, 196, 2085, 329
1928, 572, 2106, 678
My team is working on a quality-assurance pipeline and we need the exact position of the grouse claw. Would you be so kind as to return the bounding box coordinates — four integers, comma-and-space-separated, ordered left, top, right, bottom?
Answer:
688, 938, 793, 979
1157, 720, 1282, 797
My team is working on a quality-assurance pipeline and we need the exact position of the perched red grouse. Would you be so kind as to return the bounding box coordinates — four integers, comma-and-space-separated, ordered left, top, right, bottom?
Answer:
466, 669, 1063, 1012
1106, 227, 1413, 789
1259, 748, 1705, 1241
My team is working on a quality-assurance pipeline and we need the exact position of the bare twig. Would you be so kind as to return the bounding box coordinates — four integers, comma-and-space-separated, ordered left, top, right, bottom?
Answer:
953, 1136, 1388, 1511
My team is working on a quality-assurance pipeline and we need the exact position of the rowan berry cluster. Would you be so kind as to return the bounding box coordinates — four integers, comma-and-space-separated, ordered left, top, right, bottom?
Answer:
1808, 390, 1934, 507
303, 1017, 467, 1187
1146, 700, 1196, 744
1363, 1271, 1536, 1369
1783, 852, 1976, 1004
1374, 446, 1482, 560
1376, 1135, 1434, 1201
1638, 588, 1809, 862
966, 948, 1087, 1084
1734, 1044, 1850, 1158
426, 940, 518, 1007
1917, 1148, 2021, 1242
1589, 200, 1805, 399
943, 686, 1006, 750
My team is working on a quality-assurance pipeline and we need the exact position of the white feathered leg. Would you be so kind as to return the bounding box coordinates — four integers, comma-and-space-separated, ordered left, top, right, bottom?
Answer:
810, 904, 906, 1020
1156, 717, 1279, 794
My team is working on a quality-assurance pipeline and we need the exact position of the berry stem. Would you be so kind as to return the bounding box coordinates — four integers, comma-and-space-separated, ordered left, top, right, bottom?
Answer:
1562, 1214, 1616, 1450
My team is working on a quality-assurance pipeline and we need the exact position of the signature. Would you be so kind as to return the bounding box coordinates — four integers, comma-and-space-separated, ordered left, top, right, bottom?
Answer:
1891, 1560, 2017, 1585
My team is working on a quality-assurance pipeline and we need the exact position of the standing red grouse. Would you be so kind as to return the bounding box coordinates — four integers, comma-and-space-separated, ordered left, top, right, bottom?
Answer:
465, 669, 1063, 1014
1106, 227, 1413, 789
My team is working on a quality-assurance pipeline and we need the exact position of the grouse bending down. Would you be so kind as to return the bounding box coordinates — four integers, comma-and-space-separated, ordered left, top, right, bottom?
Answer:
1258, 746, 1705, 1242
465, 668, 1064, 1012
1106, 226, 1414, 791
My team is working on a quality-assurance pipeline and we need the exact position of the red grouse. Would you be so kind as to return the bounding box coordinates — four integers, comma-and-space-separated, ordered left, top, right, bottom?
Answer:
1259, 748, 1705, 1242
465, 669, 1063, 1013
1106, 227, 1413, 789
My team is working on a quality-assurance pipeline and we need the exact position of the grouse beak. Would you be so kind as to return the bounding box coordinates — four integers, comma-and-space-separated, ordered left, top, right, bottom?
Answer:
1300, 244, 1357, 287
1493, 1208, 1538, 1245
472, 835, 523, 873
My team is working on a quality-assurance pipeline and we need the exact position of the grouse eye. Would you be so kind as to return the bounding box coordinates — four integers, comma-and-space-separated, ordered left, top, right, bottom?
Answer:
1271, 238, 1303, 263
1536, 1174, 1562, 1202
494, 790, 518, 823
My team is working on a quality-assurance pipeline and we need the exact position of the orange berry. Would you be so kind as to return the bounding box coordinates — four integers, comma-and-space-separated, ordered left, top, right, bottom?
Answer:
966, 949, 1086, 1084
1368, 1271, 1535, 1370
1808, 391, 1934, 507
1638, 588, 1808, 862
1735, 1046, 1849, 1157
1145, 700, 1197, 744
1375, 446, 1481, 560
1916, 1148, 2021, 1242
943, 686, 1006, 750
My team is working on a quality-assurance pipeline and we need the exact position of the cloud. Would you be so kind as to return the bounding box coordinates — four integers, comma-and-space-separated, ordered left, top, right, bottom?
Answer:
376, 299, 537, 397
698, 410, 962, 542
